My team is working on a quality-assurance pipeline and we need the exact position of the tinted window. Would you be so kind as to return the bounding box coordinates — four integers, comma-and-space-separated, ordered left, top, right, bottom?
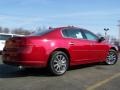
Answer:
84, 30, 98, 41
31, 29, 54, 36
0, 35, 12, 40
62, 29, 83, 39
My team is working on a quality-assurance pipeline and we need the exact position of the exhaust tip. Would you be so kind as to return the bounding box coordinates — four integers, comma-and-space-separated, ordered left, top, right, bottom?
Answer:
18, 66, 23, 69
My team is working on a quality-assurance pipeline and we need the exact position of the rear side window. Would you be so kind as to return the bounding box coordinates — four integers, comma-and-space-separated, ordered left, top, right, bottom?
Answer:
31, 29, 54, 36
0, 35, 12, 40
62, 29, 83, 39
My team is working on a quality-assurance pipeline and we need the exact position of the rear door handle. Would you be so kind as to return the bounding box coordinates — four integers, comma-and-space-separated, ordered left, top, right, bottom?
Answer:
69, 42, 75, 45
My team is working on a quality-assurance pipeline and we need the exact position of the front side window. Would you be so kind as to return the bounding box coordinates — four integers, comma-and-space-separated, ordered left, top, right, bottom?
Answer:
62, 29, 83, 39
84, 30, 98, 41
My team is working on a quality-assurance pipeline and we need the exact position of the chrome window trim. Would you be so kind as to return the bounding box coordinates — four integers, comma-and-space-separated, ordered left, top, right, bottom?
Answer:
60, 28, 98, 42
60, 28, 84, 40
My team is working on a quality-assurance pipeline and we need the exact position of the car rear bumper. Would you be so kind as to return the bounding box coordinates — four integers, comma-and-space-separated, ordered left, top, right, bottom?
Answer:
2, 47, 48, 68
2, 59, 46, 68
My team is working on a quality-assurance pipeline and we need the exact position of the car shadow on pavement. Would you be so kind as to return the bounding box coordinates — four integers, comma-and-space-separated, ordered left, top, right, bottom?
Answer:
0, 63, 52, 78
69, 63, 98, 70
0, 62, 106, 78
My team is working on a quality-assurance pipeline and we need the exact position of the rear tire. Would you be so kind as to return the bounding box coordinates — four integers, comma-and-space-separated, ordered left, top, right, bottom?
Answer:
48, 51, 69, 76
105, 49, 118, 65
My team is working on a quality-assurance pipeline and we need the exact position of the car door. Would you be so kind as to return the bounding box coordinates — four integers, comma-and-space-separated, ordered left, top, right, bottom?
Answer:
82, 30, 109, 61
62, 28, 98, 64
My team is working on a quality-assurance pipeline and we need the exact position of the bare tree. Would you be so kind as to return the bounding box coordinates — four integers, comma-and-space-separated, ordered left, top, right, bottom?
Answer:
11, 28, 31, 35
0, 27, 2, 33
0, 26, 32, 35
3, 27, 10, 33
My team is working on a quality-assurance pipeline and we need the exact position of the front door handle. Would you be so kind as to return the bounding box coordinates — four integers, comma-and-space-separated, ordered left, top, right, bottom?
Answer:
90, 43, 93, 46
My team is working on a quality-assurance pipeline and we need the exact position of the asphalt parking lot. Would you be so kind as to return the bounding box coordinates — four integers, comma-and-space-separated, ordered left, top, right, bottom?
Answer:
0, 55, 120, 90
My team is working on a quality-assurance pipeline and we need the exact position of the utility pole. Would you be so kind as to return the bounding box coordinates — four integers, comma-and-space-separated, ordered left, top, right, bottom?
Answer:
104, 28, 109, 43
118, 20, 120, 46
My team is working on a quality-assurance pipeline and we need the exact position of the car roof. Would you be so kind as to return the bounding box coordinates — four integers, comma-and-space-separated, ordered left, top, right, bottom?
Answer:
53, 26, 88, 31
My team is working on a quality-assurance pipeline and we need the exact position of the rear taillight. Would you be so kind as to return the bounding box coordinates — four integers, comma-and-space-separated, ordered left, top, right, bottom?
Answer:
5, 39, 16, 48
19, 39, 33, 46
5, 38, 31, 48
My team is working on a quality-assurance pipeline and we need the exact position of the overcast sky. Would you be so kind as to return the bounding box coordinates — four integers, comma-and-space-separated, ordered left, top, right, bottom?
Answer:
0, 0, 120, 38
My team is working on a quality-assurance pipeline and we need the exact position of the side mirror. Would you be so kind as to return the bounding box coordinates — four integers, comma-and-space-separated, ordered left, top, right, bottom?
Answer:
98, 37, 105, 42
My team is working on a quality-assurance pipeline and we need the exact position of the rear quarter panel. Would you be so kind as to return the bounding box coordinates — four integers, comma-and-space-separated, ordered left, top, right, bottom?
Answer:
24, 29, 70, 66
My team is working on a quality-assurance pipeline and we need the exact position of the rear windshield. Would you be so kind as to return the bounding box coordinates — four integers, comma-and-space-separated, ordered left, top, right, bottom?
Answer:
0, 35, 12, 40
31, 29, 54, 36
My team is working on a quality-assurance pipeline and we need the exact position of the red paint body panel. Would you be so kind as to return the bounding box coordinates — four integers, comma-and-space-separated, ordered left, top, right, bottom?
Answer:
2, 27, 114, 68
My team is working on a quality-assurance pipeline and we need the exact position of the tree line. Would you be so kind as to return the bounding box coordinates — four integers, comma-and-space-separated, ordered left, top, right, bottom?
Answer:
0, 26, 32, 35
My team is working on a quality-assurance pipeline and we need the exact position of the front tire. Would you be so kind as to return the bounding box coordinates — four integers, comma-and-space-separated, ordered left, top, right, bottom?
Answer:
48, 51, 69, 76
105, 49, 118, 65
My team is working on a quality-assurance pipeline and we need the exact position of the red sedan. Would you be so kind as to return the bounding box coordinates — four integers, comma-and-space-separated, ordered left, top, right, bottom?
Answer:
2, 27, 118, 75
